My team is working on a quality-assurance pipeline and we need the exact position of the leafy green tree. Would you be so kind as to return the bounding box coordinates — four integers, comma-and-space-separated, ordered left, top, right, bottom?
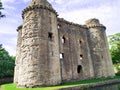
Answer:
0, 1, 5, 18
108, 33, 120, 64
0, 44, 15, 78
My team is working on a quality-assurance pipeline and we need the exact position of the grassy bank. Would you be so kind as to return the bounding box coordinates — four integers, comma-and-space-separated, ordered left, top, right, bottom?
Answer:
1, 76, 120, 90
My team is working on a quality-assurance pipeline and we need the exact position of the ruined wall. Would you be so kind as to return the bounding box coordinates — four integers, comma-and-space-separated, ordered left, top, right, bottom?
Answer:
85, 19, 115, 78
14, 0, 115, 88
58, 18, 94, 82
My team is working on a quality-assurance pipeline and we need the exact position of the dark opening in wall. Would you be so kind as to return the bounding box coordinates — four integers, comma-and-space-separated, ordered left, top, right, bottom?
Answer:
102, 55, 103, 59
79, 40, 82, 44
77, 65, 82, 73
62, 36, 66, 43
48, 32, 53, 41
80, 54, 83, 60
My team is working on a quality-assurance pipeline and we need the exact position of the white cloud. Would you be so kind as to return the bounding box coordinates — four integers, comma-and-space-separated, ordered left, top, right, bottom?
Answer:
23, 0, 31, 3
3, 43, 17, 56
54, 0, 63, 4
0, 0, 119, 56
59, 5, 112, 23
54, 0, 120, 35
2, 0, 16, 3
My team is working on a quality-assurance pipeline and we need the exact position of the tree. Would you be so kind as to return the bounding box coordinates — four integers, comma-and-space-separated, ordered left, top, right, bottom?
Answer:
108, 33, 120, 64
0, 44, 15, 78
0, 1, 5, 18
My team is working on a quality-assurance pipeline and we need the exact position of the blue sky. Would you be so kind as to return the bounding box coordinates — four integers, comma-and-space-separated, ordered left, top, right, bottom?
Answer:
0, 0, 120, 55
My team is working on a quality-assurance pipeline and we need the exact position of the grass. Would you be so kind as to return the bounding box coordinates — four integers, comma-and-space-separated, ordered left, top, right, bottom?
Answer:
1, 76, 120, 90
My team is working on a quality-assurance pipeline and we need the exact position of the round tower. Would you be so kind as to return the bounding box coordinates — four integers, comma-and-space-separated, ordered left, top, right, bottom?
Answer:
17, 0, 61, 87
85, 18, 115, 78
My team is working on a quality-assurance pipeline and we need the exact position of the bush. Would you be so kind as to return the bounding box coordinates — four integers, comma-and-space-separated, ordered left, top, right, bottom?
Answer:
0, 44, 15, 78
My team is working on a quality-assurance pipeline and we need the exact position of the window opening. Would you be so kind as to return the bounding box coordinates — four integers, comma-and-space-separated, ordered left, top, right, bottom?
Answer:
80, 54, 83, 60
48, 32, 53, 41
58, 25, 60, 29
62, 36, 66, 43
102, 55, 103, 59
58, 24, 61, 29
79, 39, 82, 44
80, 40, 82, 44
60, 53, 64, 59
77, 65, 82, 73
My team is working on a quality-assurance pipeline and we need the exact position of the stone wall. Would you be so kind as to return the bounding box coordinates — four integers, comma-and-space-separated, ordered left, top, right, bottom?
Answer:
14, 0, 115, 88
85, 19, 115, 78
58, 18, 94, 82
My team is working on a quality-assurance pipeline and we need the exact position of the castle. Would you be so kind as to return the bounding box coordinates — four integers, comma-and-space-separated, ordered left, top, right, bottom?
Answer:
14, 0, 115, 88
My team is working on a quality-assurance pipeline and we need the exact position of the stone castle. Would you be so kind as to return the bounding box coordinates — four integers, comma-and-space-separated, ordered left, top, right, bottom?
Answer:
14, 0, 115, 88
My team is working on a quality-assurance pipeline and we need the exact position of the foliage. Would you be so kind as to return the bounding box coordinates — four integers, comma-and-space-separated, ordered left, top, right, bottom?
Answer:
108, 33, 120, 64
114, 63, 120, 75
1, 76, 120, 90
0, 1, 5, 18
0, 44, 15, 78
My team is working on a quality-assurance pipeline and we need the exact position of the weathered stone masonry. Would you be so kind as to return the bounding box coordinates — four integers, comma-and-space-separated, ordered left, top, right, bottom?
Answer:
14, 0, 115, 88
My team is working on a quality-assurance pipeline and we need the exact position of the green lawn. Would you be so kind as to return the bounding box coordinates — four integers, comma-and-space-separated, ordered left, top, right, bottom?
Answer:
1, 76, 120, 90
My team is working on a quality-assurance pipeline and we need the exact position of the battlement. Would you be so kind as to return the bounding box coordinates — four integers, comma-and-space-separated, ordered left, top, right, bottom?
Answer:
30, 0, 52, 8
58, 18, 87, 29
22, 0, 57, 19
85, 18, 106, 29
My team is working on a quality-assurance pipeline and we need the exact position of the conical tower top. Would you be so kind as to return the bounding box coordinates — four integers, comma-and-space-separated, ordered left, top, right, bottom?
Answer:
30, 0, 52, 8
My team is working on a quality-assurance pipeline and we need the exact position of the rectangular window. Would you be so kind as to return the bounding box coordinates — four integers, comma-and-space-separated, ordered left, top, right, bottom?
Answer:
48, 32, 53, 41
60, 53, 64, 59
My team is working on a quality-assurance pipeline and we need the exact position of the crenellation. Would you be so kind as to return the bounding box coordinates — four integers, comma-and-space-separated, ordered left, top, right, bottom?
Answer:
85, 18, 106, 29
22, 5, 58, 19
58, 18, 87, 29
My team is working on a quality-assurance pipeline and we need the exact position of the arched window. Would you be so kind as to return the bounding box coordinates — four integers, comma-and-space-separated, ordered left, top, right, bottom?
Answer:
77, 65, 82, 73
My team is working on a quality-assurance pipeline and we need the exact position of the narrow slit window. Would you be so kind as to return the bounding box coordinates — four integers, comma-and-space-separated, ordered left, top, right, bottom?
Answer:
77, 65, 82, 73
79, 39, 82, 44
102, 55, 103, 59
48, 32, 53, 41
62, 36, 65, 43
60, 53, 64, 59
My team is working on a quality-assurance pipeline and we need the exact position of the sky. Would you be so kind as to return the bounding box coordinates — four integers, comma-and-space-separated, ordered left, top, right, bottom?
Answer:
0, 0, 120, 56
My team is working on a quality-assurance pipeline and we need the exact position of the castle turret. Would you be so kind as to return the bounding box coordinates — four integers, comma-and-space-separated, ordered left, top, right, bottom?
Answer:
85, 18, 115, 78
15, 0, 61, 87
